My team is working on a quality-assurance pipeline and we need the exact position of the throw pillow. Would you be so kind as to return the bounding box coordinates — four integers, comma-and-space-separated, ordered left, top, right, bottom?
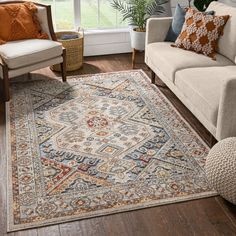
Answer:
173, 8, 229, 59
165, 4, 215, 42
0, 2, 48, 45
165, 4, 186, 42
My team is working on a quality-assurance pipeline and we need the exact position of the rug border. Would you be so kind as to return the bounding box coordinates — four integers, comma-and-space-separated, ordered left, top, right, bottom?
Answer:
6, 100, 13, 232
6, 70, 217, 232
9, 192, 217, 232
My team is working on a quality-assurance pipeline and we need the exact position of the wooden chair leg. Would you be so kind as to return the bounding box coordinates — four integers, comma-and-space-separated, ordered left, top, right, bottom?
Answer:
2, 64, 10, 102
60, 48, 67, 82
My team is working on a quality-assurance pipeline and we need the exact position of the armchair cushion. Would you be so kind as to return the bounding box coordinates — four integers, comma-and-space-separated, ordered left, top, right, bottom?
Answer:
36, 6, 52, 40
0, 39, 62, 69
0, 2, 48, 44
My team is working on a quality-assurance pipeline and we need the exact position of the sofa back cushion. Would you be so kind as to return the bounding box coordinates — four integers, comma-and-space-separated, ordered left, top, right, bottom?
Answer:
207, 2, 236, 62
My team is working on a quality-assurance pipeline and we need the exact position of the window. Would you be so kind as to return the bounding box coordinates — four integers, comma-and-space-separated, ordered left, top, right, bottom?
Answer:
80, 0, 126, 29
36, 0, 127, 30
36, 0, 75, 30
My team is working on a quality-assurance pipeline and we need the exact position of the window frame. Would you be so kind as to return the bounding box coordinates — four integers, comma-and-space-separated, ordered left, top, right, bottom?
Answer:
51, 0, 127, 31
74, 0, 81, 30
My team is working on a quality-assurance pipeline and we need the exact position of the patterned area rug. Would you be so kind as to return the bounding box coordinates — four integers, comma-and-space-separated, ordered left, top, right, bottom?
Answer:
7, 70, 217, 231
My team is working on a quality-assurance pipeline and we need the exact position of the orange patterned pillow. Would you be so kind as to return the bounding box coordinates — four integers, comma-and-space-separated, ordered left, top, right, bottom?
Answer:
0, 2, 48, 45
173, 8, 229, 60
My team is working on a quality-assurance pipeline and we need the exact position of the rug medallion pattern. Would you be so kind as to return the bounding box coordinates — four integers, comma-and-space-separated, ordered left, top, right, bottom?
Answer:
7, 71, 216, 231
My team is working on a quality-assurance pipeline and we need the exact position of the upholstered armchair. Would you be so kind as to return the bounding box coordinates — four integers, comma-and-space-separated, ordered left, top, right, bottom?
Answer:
0, 1, 66, 102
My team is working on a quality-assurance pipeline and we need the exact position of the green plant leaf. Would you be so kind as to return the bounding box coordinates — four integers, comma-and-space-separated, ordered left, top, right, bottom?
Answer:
110, 0, 167, 30
193, 0, 217, 11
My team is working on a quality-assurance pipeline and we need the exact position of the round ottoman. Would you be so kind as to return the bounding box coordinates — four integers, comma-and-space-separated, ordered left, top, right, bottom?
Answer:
205, 138, 236, 204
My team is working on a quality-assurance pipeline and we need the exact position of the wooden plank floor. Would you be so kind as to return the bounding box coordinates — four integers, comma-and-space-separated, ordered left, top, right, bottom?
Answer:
0, 53, 235, 236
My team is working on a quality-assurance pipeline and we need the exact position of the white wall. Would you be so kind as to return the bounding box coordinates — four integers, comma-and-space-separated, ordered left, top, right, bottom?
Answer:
84, 29, 132, 56
219, 0, 236, 6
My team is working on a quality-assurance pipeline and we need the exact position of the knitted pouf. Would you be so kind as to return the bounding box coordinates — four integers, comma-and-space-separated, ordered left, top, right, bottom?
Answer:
205, 138, 236, 204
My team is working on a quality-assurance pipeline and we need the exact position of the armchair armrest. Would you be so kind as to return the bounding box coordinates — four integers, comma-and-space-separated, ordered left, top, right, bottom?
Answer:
145, 17, 173, 46
216, 78, 236, 140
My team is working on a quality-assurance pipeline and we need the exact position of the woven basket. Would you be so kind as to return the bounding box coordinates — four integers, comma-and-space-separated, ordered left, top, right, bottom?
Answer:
52, 30, 84, 72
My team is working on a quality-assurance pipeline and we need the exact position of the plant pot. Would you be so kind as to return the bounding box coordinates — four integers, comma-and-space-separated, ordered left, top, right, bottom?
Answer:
130, 28, 146, 51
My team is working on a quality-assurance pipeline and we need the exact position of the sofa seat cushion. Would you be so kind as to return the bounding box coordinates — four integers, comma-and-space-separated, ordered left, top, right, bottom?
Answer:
0, 39, 62, 69
146, 42, 233, 82
175, 66, 236, 126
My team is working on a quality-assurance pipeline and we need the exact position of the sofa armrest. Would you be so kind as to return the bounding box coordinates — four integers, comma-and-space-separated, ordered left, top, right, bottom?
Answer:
145, 17, 173, 45
216, 78, 236, 140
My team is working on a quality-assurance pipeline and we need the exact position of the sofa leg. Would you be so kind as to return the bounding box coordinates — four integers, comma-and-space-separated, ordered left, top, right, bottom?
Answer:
2, 64, 10, 102
151, 70, 155, 84
27, 73, 32, 80
209, 134, 217, 148
60, 48, 67, 82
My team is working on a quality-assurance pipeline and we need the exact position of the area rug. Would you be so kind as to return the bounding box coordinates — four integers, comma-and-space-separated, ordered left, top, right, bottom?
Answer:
6, 70, 217, 231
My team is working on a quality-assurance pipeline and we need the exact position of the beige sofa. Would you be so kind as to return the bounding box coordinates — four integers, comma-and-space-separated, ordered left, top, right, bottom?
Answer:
145, 2, 236, 141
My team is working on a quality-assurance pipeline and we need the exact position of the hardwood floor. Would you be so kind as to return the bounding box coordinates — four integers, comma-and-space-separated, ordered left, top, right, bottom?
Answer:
0, 53, 235, 236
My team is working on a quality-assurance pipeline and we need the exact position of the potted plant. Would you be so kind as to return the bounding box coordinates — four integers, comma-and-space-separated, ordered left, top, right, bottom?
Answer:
194, 0, 217, 11
110, 0, 166, 50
